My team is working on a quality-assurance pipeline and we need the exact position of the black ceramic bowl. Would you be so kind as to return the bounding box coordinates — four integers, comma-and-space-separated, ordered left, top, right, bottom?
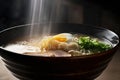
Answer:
0, 23, 119, 80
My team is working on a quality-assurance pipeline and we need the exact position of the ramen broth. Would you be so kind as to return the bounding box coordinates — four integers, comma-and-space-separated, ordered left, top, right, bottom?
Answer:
3, 33, 112, 57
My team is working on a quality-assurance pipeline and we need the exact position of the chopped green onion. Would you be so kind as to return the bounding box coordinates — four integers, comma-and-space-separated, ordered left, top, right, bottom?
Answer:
78, 36, 111, 53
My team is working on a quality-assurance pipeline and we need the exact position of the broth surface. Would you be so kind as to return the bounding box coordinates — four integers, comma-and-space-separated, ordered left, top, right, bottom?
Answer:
3, 33, 112, 57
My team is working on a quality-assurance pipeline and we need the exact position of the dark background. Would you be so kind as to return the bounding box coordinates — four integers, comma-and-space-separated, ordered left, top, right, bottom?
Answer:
0, 0, 119, 35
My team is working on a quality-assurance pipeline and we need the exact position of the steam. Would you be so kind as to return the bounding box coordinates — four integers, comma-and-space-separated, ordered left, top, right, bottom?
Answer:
28, 0, 64, 37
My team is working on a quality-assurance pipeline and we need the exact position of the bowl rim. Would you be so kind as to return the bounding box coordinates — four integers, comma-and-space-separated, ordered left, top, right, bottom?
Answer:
0, 23, 119, 59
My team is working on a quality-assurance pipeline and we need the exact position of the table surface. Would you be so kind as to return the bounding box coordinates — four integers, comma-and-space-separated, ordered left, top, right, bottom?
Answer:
0, 47, 120, 80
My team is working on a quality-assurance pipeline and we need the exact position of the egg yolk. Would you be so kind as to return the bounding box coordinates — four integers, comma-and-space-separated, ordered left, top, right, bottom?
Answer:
53, 34, 67, 42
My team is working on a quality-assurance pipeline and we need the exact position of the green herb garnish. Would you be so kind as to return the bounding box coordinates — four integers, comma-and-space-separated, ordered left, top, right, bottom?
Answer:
78, 36, 111, 53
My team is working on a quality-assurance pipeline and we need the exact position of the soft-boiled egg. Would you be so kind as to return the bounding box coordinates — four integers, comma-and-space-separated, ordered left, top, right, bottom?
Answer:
53, 33, 73, 42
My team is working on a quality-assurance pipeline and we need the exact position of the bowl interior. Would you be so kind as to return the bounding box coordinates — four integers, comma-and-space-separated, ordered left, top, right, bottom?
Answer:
0, 23, 119, 50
